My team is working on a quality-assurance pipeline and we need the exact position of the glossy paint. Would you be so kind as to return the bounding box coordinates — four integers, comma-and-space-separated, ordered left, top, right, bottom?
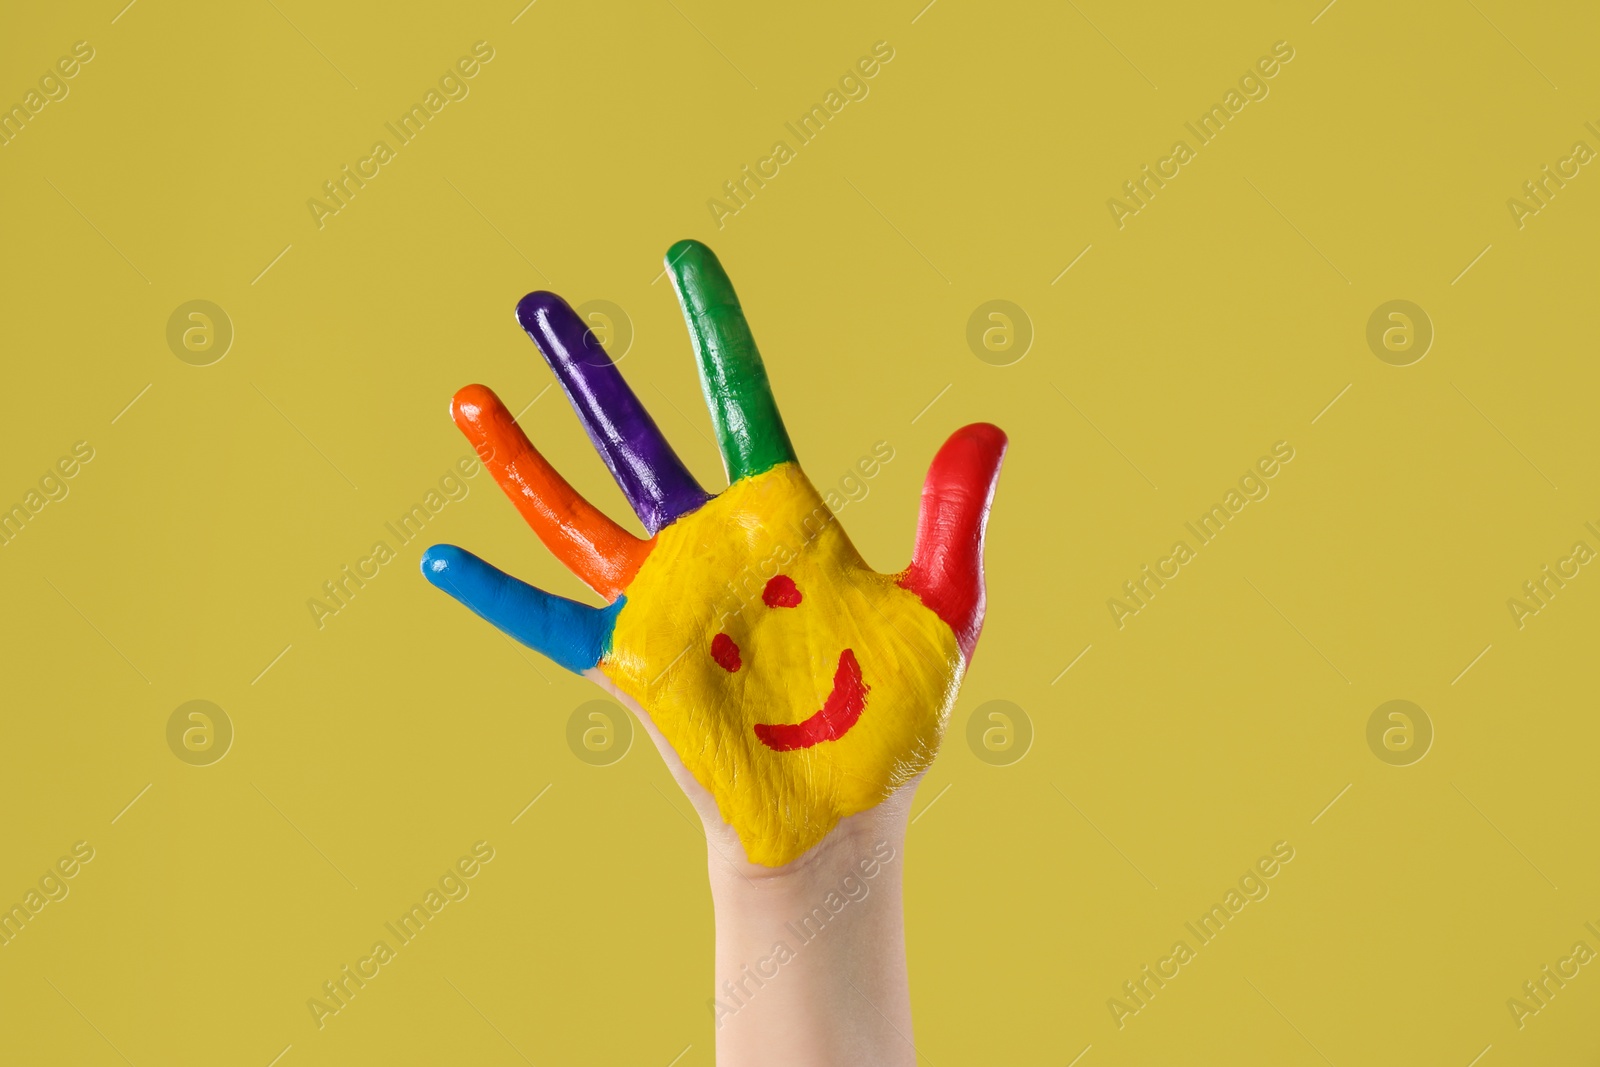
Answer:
897, 422, 1008, 660
421, 544, 624, 673
451, 383, 651, 600
752, 650, 868, 752
598, 461, 963, 867
422, 239, 1006, 867
665, 240, 797, 482
516, 290, 710, 534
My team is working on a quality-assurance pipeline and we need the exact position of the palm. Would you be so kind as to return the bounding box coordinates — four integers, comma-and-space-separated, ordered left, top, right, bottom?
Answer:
422, 241, 1006, 867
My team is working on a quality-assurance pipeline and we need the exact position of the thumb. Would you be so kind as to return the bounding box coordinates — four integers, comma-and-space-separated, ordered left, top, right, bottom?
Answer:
898, 423, 1008, 660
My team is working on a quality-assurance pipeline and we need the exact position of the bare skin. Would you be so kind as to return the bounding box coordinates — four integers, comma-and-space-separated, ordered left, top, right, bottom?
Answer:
416, 246, 1003, 1063
597, 676, 920, 1067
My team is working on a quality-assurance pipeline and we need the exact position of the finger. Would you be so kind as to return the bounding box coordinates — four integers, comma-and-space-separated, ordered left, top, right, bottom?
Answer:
452, 384, 650, 601
898, 423, 1008, 661
420, 544, 624, 674
516, 291, 709, 535
664, 239, 797, 483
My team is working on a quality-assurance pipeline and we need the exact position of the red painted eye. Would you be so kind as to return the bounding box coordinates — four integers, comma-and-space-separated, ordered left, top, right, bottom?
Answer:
762, 575, 802, 608
711, 632, 742, 672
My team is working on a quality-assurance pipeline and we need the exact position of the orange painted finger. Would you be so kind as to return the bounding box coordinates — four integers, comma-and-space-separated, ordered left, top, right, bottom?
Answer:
452, 384, 651, 601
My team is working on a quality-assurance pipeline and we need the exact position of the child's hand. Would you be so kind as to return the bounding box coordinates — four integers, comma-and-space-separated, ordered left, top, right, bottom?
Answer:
421, 240, 1006, 867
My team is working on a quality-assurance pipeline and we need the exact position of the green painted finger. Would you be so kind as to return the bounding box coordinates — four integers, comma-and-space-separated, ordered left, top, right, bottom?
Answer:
666, 239, 797, 482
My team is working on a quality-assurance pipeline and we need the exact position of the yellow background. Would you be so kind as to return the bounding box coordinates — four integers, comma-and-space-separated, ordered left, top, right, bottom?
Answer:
1, 0, 1596, 1063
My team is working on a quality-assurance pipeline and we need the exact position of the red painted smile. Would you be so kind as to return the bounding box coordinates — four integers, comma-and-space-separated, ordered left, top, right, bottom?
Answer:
752, 649, 868, 752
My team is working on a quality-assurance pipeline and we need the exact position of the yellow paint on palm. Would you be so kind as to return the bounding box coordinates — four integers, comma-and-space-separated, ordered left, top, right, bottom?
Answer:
601, 463, 964, 867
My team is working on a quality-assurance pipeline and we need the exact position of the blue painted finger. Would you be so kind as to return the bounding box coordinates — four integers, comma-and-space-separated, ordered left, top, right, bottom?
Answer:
420, 544, 624, 674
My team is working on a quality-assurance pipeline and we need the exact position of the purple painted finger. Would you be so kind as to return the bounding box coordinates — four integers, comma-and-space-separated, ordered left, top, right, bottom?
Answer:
516, 291, 710, 535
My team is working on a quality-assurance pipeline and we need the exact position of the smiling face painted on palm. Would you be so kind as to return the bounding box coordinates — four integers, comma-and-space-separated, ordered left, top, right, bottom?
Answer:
421, 240, 1004, 868
600, 461, 964, 866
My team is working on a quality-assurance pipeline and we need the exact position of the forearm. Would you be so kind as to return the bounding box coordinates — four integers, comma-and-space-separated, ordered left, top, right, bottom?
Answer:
708, 806, 916, 1067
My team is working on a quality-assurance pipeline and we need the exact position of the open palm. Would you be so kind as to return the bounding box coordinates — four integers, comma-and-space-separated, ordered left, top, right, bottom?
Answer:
422, 240, 1006, 867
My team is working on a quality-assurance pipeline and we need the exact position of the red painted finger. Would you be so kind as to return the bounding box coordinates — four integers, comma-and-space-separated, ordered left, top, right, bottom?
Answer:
897, 423, 1008, 661
452, 384, 651, 601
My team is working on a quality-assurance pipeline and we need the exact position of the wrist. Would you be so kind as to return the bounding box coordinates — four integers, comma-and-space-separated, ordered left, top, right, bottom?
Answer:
706, 797, 917, 1067
707, 792, 910, 901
